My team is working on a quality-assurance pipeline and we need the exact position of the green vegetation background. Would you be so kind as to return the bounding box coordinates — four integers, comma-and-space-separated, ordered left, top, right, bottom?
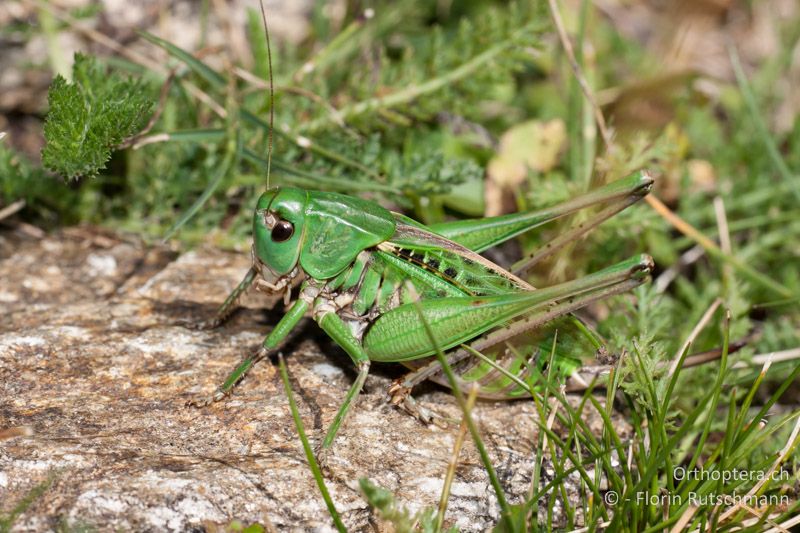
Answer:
1, 0, 799, 530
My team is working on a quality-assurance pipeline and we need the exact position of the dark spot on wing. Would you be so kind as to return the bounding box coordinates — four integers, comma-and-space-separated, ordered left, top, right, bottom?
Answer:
426, 258, 440, 269
444, 267, 458, 278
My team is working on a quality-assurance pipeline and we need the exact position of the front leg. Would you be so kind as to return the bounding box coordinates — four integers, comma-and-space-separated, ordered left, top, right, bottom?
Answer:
188, 298, 310, 407
194, 267, 257, 330
314, 310, 371, 453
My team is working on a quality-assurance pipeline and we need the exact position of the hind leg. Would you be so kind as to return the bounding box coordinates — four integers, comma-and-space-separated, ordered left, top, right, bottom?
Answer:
388, 352, 471, 427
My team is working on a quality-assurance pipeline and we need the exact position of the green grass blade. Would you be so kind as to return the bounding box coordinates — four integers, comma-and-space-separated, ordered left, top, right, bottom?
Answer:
407, 291, 511, 521
162, 133, 240, 241
734, 362, 800, 449
241, 148, 400, 194
278, 355, 347, 533
155, 128, 227, 143
138, 31, 226, 89
240, 111, 384, 181
0, 472, 58, 533
728, 44, 800, 202
132, 32, 395, 182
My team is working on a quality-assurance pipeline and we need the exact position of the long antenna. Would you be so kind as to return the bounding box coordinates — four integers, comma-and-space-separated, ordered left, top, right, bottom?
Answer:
258, 0, 274, 190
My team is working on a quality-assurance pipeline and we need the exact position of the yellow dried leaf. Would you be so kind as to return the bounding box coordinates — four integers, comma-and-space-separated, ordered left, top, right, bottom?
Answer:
487, 119, 566, 188
688, 159, 717, 193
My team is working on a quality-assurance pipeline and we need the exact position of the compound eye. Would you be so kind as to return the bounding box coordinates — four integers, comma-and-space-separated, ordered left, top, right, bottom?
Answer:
271, 220, 294, 242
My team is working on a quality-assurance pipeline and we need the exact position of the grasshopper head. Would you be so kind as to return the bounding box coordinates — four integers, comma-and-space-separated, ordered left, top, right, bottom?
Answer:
252, 187, 308, 277
251, 186, 396, 280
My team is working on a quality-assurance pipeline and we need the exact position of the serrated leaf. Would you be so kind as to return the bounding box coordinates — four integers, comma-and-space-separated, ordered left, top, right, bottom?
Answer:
42, 53, 154, 180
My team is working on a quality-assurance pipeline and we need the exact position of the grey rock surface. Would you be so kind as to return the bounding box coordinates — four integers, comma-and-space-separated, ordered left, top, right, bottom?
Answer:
0, 227, 624, 531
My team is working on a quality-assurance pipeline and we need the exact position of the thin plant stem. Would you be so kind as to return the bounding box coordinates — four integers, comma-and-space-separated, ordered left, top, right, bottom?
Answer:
435, 385, 478, 532
645, 194, 793, 298
547, 0, 611, 148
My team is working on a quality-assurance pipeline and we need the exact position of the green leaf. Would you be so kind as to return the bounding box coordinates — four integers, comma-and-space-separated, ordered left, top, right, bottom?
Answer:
42, 53, 154, 180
